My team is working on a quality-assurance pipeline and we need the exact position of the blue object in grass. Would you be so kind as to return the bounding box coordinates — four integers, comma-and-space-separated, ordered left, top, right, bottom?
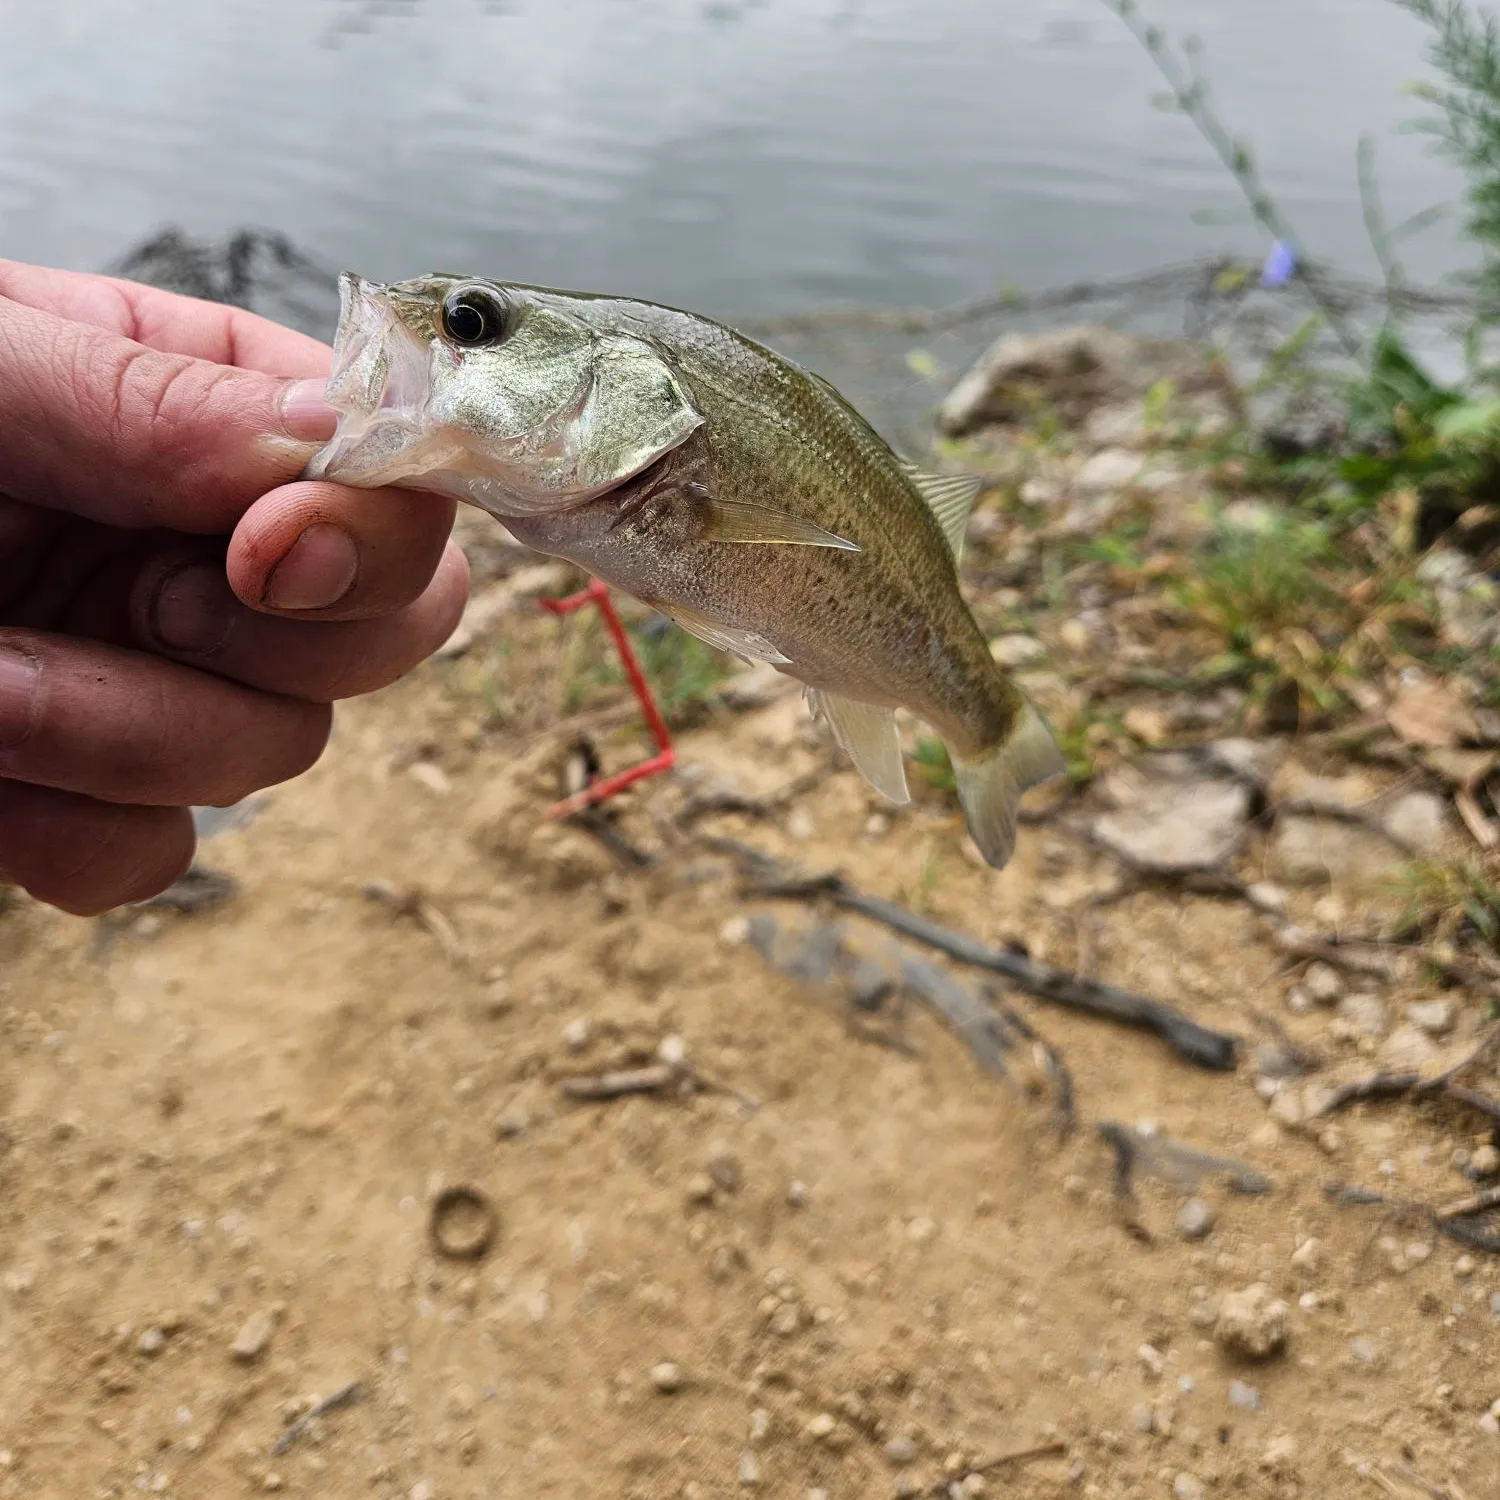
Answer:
1260, 240, 1297, 288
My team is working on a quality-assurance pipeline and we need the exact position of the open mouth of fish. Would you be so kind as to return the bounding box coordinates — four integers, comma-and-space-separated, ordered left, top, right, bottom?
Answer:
303, 274, 475, 492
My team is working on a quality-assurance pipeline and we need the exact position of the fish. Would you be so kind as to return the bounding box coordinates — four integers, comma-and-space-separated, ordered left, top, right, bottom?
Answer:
305, 272, 1065, 867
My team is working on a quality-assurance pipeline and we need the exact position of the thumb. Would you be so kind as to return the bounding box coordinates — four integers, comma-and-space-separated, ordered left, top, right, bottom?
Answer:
0, 293, 338, 532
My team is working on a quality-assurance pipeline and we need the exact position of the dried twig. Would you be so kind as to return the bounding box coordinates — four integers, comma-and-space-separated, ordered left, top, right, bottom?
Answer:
1435, 1184, 1500, 1221
362, 883, 468, 966
270, 1381, 365, 1457
927, 1440, 1069, 1492
559, 1063, 685, 1101
1309, 1026, 1500, 1123
705, 838, 1238, 1070
1324, 1180, 1500, 1256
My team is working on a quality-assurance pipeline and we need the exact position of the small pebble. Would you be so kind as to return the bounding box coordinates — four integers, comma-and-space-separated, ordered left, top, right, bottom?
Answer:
562, 1017, 592, 1052
883, 1437, 917, 1465
1404, 998, 1454, 1035
1215, 1283, 1289, 1361
1479, 1410, 1500, 1439
786, 1180, 809, 1208
685, 1173, 717, 1206
1304, 962, 1343, 1004
137, 1326, 166, 1357
1173, 1476, 1206, 1500
658, 1034, 687, 1066
1289, 1238, 1320, 1274
738, 1450, 760, 1486
1284, 986, 1313, 1015
1454, 1255, 1476, 1279
906, 1216, 939, 1245
409, 1484, 433, 1500
1130, 1402, 1155, 1434
1471, 1143, 1500, 1178
229, 1310, 275, 1363
1405, 1241, 1432, 1263
1227, 1380, 1260, 1412
1349, 1336, 1377, 1366
1138, 1343, 1166, 1378
650, 1362, 683, 1394
1490, 1290, 1500, 1317
263, 1476, 283, 1494
1176, 1199, 1215, 1241
894, 1478, 922, 1500
719, 917, 750, 949
708, 1145, 743, 1194
806, 1413, 836, 1440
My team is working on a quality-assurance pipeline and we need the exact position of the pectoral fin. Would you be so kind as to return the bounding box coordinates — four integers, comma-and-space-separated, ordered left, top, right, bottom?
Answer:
805, 689, 910, 804
699, 497, 860, 551
659, 602, 791, 665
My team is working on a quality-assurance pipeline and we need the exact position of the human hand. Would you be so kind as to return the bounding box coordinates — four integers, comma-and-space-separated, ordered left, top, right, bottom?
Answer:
0, 260, 469, 915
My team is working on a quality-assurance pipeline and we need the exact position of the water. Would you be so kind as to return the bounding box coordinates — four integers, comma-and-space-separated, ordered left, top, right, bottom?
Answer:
0, 0, 1473, 431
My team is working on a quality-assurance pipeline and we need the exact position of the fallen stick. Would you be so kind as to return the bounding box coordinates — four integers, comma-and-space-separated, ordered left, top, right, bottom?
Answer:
270, 1381, 365, 1457
559, 1063, 682, 1100
1324, 1181, 1500, 1256
711, 842, 1237, 1071
1309, 1027, 1500, 1124
1435, 1184, 1500, 1221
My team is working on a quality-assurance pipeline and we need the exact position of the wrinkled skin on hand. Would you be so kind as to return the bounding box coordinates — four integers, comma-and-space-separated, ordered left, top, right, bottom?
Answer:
0, 260, 469, 914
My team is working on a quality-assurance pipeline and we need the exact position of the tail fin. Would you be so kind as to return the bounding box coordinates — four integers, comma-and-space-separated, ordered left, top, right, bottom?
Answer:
950, 702, 1065, 870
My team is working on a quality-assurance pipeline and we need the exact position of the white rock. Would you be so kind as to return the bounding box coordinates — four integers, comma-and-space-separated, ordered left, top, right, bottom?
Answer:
1404, 999, 1454, 1035
1304, 962, 1343, 1004
1379, 1025, 1441, 1072
229, 1310, 275, 1363
1216, 1283, 1289, 1360
989, 634, 1047, 669
1074, 448, 1144, 493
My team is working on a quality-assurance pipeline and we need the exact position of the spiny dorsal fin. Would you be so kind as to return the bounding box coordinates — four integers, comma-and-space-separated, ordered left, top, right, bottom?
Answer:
900, 463, 982, 560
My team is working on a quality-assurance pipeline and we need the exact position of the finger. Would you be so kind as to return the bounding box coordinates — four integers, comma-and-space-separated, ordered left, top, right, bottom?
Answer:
0, 782, 194, 917
134, 542, 469, 701
0, 294, 340, 529
0, 258, 333, 376
0, 629, 331, 806
225, 480, 458, 618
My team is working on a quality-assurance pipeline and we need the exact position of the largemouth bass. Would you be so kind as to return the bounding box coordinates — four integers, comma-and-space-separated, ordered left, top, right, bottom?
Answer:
306, 273, 1064, 867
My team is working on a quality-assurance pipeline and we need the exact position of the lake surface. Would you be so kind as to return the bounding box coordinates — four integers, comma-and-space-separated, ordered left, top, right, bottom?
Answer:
0, 0, 1473, 429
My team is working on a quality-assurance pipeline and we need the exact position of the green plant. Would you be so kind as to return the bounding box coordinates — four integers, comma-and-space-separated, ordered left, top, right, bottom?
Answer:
1396, 853, 1500, 946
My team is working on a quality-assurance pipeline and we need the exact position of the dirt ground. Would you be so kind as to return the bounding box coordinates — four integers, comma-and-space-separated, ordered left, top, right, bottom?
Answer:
3, 491, 1500, 1500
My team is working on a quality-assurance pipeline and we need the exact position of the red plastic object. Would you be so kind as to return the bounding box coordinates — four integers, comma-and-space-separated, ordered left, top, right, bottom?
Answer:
538, 577, 675, 818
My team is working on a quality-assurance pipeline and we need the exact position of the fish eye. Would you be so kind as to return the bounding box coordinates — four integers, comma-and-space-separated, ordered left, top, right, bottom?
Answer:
440, 286, 510, 347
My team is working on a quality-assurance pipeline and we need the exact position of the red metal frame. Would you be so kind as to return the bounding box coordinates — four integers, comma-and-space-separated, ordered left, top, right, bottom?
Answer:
538, 577, 675, 818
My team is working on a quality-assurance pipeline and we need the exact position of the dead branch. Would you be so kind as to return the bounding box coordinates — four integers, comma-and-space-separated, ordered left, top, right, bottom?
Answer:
559, 1063, 685, 1101
270, 1381, 365, 1457
1324, 1180, 1500, 1256
1309, 1026, 1500, 1124
704, 837, 1238, 1071
1435, 1184, 1500, 1221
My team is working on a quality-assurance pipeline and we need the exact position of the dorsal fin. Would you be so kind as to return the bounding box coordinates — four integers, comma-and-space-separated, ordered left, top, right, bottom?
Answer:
900, 463, 982, 559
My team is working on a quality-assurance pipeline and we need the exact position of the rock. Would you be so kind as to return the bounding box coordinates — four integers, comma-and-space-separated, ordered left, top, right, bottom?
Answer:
1172, 1475, 1206, 1500
1018, 474, 1063, 507
1337, 992, 1388, 1040
1471, 1144, 1500, 1178
1405, 999, 1454, 1035
1289, 1238, 1321, 1274
1418, 547, 1500, 649
1215, 1283, 1289, 1361
229, 1310, 276, 1363
1480, 1410, 1500, 1439
1348, 1336, 1377, 1366
937, 324, 1234, 439
137, 1326, 167, 1357
1268, 816, 1405, 889
738, 1450, 761, 1486
1405, 1241, 1432, 1263
989, 634, 1047, 669
906, 1216, 939, 1245
1262, 1433, 1298, 1468
407, 761, 452, 798
1083, 399, 1151, 449
1386, 674, 1480, 750
1378, 1026, 1441, 1072
1304, 962, 1343, 1005
1227, 1380, 1261, 1412
1074, 448, 1143, 494
650, 1362, 684, 1394
883, 1437, 917, 1466
785, 1180, 809, 1208
562, 1017, 592, 1052
1455, 1255, 1477, 1279
707, 1145, 743, 1194
1383, 792, 1451, 855
1092, 755, 1252, 873
1176, 1198, 1216, 1241
805, 1412, 837, 1440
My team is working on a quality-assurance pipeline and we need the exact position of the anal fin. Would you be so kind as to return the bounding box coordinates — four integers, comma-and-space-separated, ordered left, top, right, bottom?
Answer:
806, 688, 910, 804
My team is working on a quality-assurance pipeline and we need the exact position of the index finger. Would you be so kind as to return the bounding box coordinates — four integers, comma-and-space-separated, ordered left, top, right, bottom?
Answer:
0, 258, 332, 378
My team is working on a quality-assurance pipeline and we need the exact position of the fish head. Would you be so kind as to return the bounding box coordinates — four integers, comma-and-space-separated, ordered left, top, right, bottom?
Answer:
305, 272, 704, 516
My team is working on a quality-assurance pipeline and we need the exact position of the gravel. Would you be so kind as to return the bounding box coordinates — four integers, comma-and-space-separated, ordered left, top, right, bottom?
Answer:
1215, 1283, 1289, 1361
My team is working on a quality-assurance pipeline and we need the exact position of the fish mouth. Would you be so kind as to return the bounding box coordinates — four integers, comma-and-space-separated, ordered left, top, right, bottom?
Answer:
303, 272, 460, 489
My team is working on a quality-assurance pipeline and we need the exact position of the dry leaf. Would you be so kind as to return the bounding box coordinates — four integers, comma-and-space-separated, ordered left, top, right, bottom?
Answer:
1386, 674, 1480, 749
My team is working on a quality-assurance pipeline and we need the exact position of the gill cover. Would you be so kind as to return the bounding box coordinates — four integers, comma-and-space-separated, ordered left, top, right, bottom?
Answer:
305, 273, 704, 517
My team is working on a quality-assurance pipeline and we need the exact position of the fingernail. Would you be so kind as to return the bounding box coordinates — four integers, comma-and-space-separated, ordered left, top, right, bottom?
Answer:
262, 522, 360, 611
0, 646, 38, 749
280, 378, 340, 442
150, 563, 238, 655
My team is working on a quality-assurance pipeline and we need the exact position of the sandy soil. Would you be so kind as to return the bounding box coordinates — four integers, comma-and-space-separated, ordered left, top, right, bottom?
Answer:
0, 510, 1497, 1500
